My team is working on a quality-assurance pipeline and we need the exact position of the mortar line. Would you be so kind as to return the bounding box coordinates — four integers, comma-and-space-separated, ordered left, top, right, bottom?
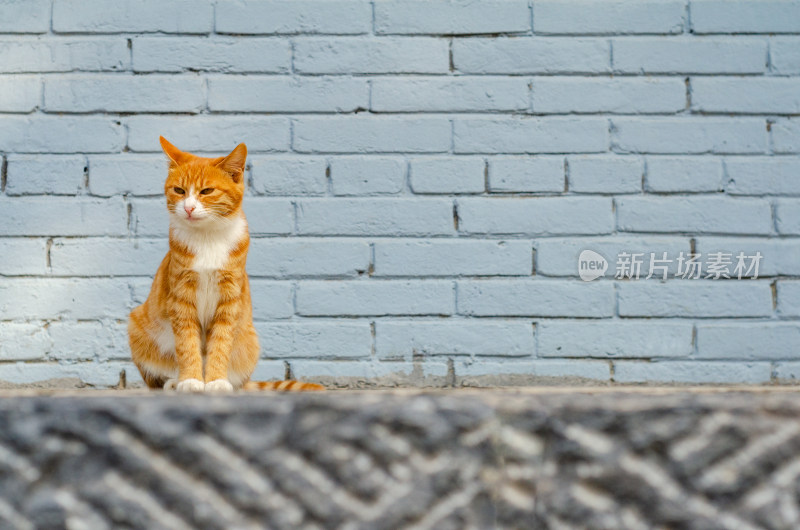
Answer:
0, 156, 6, 193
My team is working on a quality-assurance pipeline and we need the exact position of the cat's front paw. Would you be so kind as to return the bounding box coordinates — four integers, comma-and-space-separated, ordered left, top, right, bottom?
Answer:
204, 379, 234, 393
163, 378, 178, 391
176, 378, 205, 393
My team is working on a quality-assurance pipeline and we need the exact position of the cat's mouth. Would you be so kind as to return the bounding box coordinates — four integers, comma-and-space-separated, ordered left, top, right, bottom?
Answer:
172, 210, 208, 224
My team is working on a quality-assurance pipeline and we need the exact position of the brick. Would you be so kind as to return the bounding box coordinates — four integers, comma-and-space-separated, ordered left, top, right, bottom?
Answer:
296, 280, 454, 316
697, 324, 800, 360
49, 238, 167, 276
375, 1, 529, 35
617, 281, 773, 317
0, 323, 51, 361
773, 119, 800, 154
567, 155, 642, 193
692, 78, 800, 114
249, 361, 285, 380
215, 0, 372, 35
771, 37, 800, 75
129, 278, 153, 305
0, 239, 48, 275
0, 197, 127, 236
488, 157, 564, 193
457, 280, 614, 317
250, 156, 327, 196
133, 37, 290, 73
774, 362, 800, 381
208, 76, 368, 112
129, 199, 169, 237
6, 155, 85, 196
779, 280, 800, 317
535, 236, 690, 277
86, 361, 144, 387
409, 157, 485, 194
458, 359, 610, 381
297, 198, 454, 236
457, 197, 613, 236
373, 239, 532, 277
0, 76, 41, 112
254, 322, 371, 358
127, 116, 290, 153
0, 38, 128, 73
538, 321, 693, 358
44, 76, 205, 113
330, 157, 406, 196
453, 37, 610, 74
613, 38, 767, 74
691, 0, 800, 34
0, 361, 142, 386
613, 361, 771, 384
249, 281, 294, 320
294, 37, 449, 74
612, 118, 767, 154
533, 77, 685, 114
0, 363, 72, 384
53, 0, 213, 33
0, 0, 50, 32
88, 155, 166, 197
88, 362, 145, 386
293, 117, 451, 154
695, 237, 800, 277
371, 77, 529, 112
616, 196, 772, 235
48, 321, 129, 361
534, 0, 686, 34
247, 239, 370, 278
0, 116, 124, 153
376, 320, 534, 358
0, 278, 133, 319
454, 117, 608, 154
776, 199, 800, 235
243, 199, 296, 236
725, 158, 800, 195
645, 156, 723, 193
289, 360, 445, 379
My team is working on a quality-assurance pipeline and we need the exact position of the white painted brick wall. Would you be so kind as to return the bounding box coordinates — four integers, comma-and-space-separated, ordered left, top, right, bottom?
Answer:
1, 0, 798, 386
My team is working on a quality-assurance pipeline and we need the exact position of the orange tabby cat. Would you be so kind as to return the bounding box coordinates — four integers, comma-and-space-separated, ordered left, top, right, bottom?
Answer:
128, 137, 323, 393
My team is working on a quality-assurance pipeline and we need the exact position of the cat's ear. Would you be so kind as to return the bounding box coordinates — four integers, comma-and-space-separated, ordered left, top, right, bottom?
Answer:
159, 136, 192, 167
214, 143, 247, 183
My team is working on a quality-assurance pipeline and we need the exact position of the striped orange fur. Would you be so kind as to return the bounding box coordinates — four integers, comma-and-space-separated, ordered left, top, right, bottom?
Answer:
128, 137, 323, 393
243, 381, 324, 391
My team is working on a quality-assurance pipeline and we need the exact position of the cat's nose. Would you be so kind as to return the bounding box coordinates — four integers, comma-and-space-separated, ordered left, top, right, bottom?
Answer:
184, 204, 195, 214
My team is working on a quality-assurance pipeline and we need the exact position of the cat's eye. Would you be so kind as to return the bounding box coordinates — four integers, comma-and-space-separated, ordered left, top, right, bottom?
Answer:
173, 187, 185, 195
200, 188, 214, 195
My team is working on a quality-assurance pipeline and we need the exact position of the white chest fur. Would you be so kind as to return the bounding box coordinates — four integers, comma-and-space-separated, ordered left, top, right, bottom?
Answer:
171, 215, 246, 330
195, 270, 219, 330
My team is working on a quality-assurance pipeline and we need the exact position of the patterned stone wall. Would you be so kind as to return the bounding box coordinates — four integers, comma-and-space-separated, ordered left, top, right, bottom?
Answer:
1, 389, 799, 528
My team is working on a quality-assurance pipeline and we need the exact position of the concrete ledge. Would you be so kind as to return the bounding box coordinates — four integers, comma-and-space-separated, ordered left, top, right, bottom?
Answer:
1, 387, 799, 529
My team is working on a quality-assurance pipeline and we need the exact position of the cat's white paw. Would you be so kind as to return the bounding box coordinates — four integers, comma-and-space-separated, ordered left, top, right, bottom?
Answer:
176, 378, 205, 393
163, 378, 178, 391
204, 379, 234, 393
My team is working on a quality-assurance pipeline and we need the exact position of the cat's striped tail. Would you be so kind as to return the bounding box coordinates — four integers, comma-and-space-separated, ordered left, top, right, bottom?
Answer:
243, 380, 324, 391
